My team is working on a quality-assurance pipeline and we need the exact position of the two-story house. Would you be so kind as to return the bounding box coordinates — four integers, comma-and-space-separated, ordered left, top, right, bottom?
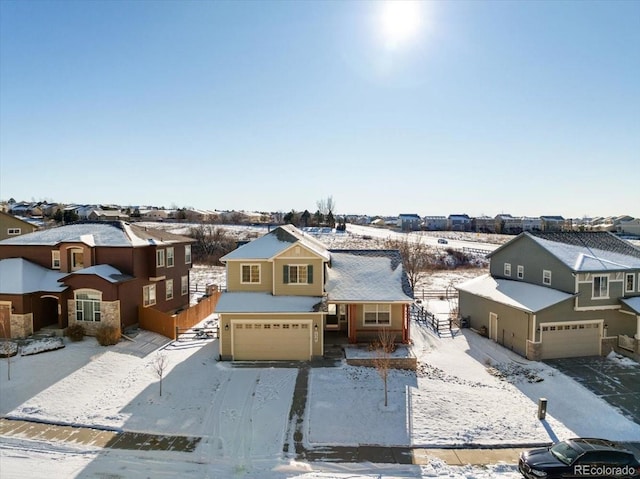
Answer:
0, 221, 193, 338
215, 225, 413, 361
456, 232, 640, 360
0, 211, 39, 241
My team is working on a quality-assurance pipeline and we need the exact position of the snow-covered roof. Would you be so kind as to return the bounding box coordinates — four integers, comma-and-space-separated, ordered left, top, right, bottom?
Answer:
215, 292, 323, 313
62, 265, 133, 284
0, 258, 67, 294
455, 274, 574, 313
220, 225, 330, 261
0, 221, 192, 248
620, 297, 640, 314
325, 250, 413, 302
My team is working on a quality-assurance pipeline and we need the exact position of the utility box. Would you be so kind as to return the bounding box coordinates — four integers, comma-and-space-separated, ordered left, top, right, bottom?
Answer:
538, 398, 548, 420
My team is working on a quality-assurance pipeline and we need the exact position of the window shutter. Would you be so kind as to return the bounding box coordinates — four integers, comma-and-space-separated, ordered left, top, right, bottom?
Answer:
307, 265, 313, 284
283, 265, 289, 284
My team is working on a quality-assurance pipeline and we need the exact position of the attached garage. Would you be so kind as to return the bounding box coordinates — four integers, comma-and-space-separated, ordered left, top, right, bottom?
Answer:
231, 319, 312, 361
540, 321, 602, 359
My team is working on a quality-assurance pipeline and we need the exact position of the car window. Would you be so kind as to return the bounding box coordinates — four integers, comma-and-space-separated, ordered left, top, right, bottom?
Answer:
550, 442, 580, 465
577, 451, 631, 464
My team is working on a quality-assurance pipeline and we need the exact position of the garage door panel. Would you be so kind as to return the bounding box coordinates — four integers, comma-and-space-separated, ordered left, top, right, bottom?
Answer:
233, 321, 311, 360
541, 322, 600, 359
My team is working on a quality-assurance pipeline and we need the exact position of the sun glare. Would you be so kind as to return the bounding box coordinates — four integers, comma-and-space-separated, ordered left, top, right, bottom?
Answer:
379, 0, 422, 49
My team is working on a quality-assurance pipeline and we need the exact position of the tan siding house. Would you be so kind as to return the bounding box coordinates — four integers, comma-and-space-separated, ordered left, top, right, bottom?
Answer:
216, 225, 413, 361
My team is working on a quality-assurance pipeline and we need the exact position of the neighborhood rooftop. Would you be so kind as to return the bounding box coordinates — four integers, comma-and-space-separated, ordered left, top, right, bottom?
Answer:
0, 221, 192, 247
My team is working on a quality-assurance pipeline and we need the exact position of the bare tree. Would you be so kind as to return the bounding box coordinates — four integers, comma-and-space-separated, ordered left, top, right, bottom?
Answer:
153, 352, 168, 397
384, 236, 433, 291
373, 328, 396, 408
316, 195, 336, 216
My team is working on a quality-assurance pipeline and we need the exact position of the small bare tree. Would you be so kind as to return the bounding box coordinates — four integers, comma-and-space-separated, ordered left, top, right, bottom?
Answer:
373, 328, 396, 408
153, 352, 168, 397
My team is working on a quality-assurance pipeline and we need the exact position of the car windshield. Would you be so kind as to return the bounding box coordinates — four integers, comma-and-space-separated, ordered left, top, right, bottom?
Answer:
550, 442, 580, 465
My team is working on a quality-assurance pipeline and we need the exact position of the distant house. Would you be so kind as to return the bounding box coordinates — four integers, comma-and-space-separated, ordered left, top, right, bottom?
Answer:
457, 231, 640, 360
0, 221, 193, 339
472, 216, 495, 233
88, 209, 130, 221
424, 216, 448, 231
540, 216, 565, 232
397, 214, 422, 231
215, 225, 413, 361
617, 218, 640, 237
0, 211, 39, 241
448, 214, 471, 232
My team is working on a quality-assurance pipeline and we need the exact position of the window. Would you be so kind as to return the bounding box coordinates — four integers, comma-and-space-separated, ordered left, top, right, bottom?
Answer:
185, 245, 192, 264
71, 248, 84, 271
181, 275, 188, 295
593, 275, 609, 298
504, 263, 511, 277
625, 273, 635, 293
166, 279, 174, 300
75, 291, 101, 322
143, 284, 156, 307
156, 249, 165, 267
517, 265, 524, 279
241, 264, 260, 284
52, 251, 61, 269
363, 304, 391, 326
7, 228, 21, 235
284, 264, 313, 284
543, 270, 552, 285
166, 247, 174, 267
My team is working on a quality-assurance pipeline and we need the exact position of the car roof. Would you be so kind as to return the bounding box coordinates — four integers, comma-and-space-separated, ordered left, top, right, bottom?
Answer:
567, 438, 628, 453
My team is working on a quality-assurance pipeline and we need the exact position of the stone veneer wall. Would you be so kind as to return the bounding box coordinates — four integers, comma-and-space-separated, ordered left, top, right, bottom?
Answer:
67, 300, 121, 336
9, 314, 33, 339
526, 340, 541, 361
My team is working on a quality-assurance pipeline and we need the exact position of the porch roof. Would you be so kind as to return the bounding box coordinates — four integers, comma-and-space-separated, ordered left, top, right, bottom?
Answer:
455, 274, 574, 313
620, 297, 640, 314
61, 265, 134, 283
0, 258, 67, 294
215, 292, 324, 313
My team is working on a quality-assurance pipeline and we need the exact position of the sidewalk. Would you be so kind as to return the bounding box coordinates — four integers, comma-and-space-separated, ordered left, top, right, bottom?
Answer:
0, 417, 526, 465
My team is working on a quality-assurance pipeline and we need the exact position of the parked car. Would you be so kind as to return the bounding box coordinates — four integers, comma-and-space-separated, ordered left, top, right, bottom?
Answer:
519, 438, 640, 479
437, 238, 448, 244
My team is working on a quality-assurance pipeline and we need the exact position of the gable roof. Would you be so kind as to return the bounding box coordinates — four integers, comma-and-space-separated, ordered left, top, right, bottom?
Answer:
0, 258, 67, 294
456, 274, 574, 313
61, 265, 134, 284
220, 225, 330, 261
325, 250, 413, 302
490, 231, 640, 272
0, 221, 192, 248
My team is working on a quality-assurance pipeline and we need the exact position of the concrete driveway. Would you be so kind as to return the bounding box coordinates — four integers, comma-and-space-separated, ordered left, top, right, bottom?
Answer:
544, 355, 640, 427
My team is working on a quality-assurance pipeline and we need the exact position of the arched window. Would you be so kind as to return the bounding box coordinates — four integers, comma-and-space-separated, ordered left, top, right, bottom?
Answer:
75, 290, 101, 322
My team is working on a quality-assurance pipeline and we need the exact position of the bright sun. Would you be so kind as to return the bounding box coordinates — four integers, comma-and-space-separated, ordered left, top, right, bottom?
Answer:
379, 0, 422, 49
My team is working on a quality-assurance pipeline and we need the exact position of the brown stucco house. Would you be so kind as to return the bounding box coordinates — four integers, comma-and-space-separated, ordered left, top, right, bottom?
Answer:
456, 231, 640, 360
216, 225, 413, 361
0, 221, 193, 338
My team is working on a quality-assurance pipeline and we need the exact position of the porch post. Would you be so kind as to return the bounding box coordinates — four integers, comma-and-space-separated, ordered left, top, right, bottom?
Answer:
348, 304, 357, 343
636, 314, 640, 340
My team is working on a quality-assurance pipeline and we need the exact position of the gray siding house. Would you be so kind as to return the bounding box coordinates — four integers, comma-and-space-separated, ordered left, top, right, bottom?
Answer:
457, 232, 640, 360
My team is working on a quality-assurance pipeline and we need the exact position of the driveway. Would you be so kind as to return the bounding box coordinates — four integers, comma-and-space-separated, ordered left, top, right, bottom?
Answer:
544, 355, 640, 427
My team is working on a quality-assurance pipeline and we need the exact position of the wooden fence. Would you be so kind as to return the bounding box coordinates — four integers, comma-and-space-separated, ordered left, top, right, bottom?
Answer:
139, 291, 221, 340
413, 289, 458, 301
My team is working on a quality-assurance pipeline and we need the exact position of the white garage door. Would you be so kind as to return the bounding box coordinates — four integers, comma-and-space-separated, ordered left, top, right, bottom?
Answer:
232, 320, 312, 360
540, 322, 601, 359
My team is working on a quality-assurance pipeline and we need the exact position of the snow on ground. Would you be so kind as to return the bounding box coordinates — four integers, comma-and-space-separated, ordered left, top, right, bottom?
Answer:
2, 228, 640, 477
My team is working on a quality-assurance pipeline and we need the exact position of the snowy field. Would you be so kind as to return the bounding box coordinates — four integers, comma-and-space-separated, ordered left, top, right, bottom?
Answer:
1, 227, 639, 478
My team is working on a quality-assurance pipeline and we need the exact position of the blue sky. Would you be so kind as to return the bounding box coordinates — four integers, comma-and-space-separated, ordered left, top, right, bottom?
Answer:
1, 0, 638, 218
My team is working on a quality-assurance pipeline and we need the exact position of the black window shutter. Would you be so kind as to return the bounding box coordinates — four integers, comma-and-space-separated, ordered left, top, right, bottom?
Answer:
283, 265, 289, 284
307, 265, 313, 284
